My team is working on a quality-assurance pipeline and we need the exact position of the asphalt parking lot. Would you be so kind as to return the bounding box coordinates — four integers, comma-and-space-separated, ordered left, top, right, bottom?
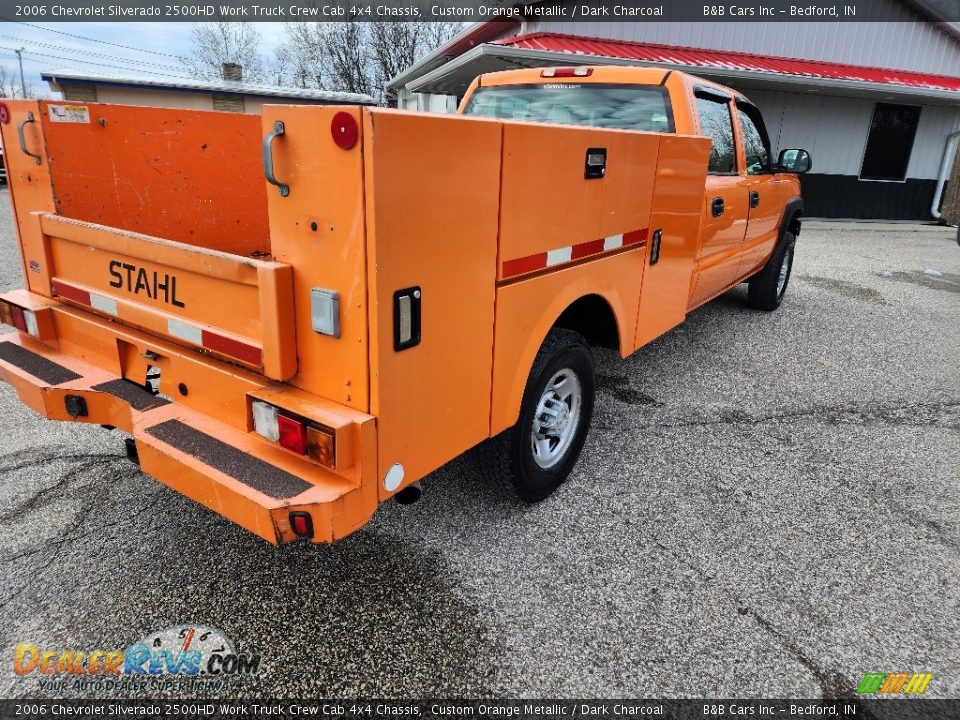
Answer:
0, 186, 957, 699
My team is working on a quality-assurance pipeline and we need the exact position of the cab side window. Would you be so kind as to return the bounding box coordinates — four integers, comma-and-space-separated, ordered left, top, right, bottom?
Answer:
695, 96, 737, 174
738, 108, 770, 175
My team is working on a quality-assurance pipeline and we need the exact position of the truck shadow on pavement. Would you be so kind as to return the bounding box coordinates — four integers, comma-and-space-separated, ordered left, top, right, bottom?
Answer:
0, 447, 501, 698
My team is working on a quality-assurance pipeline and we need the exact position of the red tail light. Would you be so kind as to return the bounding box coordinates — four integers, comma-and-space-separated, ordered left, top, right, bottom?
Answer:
10, 305, 26, 332
0, 299, 40, 337
277, 414, 308, 455
289, 511, 313, 538
251, 399, 336, 465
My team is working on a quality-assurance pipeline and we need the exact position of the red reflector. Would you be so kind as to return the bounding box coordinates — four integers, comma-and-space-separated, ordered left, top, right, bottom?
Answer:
201, 330, 262, 367
331, 111, 358, 150
0, 102, 9, 125
10, 306, 26, 332
289, 511, 313, 538
51, 280, 92, 306
277, 414, 308, 455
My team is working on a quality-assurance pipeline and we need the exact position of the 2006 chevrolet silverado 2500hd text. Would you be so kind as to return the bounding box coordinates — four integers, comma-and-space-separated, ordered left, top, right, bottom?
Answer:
0, 67, 810, 544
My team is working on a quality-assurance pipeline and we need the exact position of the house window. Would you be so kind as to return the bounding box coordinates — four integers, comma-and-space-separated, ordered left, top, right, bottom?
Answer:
860, 103, 921, 181
61, 83, 97, 102
212, 95, 245, 113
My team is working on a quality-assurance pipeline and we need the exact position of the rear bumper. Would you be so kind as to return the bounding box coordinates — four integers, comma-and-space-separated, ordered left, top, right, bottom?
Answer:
0, 322, 378, 545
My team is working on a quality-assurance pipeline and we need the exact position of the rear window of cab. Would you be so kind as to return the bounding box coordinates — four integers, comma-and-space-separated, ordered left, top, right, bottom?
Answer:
462, 83, 674, 133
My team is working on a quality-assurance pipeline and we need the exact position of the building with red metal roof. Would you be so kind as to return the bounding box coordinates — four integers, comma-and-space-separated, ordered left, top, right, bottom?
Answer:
388, 2, 960, 221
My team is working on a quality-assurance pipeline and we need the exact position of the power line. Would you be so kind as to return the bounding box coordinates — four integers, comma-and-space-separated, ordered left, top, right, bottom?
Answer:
0, 34, 188, 74
1, 20, 189, 61
0, 47, 198, 81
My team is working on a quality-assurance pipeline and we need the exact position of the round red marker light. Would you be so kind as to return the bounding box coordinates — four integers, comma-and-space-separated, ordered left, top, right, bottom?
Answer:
331, 111, 358, 150
0, 102, 10, 125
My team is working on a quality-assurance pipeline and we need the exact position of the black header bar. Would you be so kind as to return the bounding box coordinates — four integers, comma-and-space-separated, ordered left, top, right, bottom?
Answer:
2, 0, 960, 22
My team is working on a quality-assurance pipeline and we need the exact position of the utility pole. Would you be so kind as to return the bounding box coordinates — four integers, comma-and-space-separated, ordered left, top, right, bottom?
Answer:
14, 47, 25, 98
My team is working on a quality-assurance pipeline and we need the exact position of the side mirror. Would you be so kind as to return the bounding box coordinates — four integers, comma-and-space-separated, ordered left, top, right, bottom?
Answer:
777, 148, 811, 174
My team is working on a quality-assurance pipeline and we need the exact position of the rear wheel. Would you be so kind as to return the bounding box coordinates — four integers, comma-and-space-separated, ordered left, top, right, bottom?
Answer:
747, 232, 795, 311
480, 328, 595, 502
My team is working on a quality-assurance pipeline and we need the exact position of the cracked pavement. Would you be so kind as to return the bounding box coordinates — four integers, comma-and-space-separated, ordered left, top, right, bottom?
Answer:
0, 191, 957, 699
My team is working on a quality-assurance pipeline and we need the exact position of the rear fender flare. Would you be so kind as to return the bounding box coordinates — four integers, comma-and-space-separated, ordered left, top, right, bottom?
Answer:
778, 197, 804, 247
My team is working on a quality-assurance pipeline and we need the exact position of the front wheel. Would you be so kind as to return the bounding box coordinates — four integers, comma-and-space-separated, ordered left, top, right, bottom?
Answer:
747, 232, 796, 311
480, 328, 595, 502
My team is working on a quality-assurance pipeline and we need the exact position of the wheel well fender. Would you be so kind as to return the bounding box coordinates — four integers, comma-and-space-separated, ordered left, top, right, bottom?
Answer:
780, 197, 804, 245
553, 293, 621, 351
491, 280, 630, 436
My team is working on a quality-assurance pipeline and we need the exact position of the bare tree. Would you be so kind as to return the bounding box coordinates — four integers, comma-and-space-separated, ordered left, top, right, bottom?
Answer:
0, 65, 34, 98
282, 23, 326, 90
370, 22, 462, 105
0, 66, 15, 98
321, 21, 375, 96
284, 20, 373, 96
181, 22, 267, 83
280, 21, 462, 104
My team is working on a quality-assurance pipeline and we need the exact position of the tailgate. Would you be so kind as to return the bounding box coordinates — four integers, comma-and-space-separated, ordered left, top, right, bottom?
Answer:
38, 213, 296, 379
0, 99, 296, 380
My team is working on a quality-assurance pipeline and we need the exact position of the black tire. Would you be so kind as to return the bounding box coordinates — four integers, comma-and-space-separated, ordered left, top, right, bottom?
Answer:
747, 232, 796, 311
479, 328, 595, 503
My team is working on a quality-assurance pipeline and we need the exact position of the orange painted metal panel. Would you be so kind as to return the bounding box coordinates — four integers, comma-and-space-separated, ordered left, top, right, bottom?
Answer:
37, 101, 270, 256
634, 134, 711, 349
0, 101, 57, 298
499, 123, 605, 267
0, 327, 378, 544
260, 105, 370, 411
37, 213, 296, 379
362, 109, 501, 496
498, 123, 660, 279
738, 177, 801, 277
490, 250, 647, 436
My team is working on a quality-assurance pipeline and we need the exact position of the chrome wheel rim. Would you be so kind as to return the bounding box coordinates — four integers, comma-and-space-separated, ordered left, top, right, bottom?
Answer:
777, 247, 793, 297
531, 368, 582, 469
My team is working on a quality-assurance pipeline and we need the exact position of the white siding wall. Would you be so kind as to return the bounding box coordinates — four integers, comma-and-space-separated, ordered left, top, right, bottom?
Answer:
416, 93, 459, 112
525, 0, 960, 76
907, 105, 960, 178
93, 86, 215, 111
73, 86, 309, 115
732, 87, 959, 179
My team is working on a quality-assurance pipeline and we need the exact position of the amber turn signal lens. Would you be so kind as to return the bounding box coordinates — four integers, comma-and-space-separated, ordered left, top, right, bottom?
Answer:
307, 426, 336, 468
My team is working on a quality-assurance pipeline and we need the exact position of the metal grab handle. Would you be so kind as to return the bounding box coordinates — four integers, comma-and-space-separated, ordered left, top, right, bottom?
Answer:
262, 120, 288, 197
18, 112, 41, 165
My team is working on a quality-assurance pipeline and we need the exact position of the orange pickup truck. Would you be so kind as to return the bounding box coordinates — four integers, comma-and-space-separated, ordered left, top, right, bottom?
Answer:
0, 67, 809, 544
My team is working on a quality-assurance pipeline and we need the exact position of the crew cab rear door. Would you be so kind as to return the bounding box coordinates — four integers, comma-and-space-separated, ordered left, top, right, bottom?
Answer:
688, 89, 749, 308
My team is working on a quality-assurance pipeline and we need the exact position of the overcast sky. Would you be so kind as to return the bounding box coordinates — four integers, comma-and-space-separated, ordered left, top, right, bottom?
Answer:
0, 22, 291, 95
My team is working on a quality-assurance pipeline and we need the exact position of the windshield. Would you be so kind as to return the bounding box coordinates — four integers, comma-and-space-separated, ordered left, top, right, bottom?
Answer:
463, 84, 673, 133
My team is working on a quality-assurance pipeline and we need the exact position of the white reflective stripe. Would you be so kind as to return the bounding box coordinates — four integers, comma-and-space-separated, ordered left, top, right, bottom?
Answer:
167, 318, 203, 345
23, 310, 39, 337
546, 246, 573, 266
603, 234, 623, 251
89, 294, 118, 316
